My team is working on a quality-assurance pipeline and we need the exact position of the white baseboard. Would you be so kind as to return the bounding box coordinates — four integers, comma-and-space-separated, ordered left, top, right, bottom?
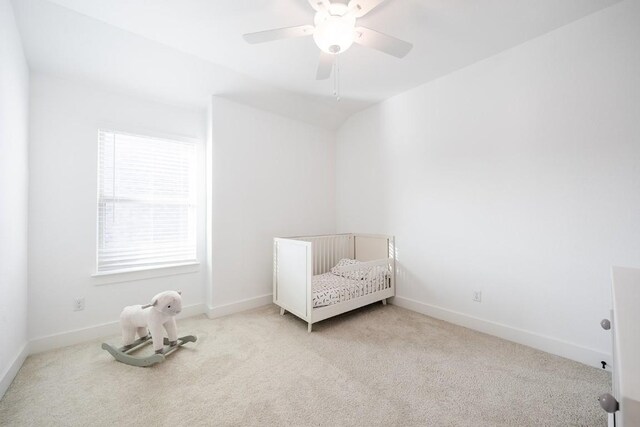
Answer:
29, 303, 206, 355
391, 296, 610, 369
1, 342, 29, 400
206, 294, 272, 319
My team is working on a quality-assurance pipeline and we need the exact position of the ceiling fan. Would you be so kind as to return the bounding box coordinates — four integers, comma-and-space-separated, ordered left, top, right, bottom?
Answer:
243, 0, 413, 80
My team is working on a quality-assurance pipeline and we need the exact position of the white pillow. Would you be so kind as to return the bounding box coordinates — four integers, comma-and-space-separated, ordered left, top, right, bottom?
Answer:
331, 258, 368, 280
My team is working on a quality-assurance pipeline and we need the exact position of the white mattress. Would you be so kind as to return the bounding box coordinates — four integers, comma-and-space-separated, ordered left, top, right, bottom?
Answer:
312, 270, 389, 308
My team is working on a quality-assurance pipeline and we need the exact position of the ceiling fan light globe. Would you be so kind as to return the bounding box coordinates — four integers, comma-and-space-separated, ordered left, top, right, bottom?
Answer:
314, 10, 330, 27
313, 15, 355, 54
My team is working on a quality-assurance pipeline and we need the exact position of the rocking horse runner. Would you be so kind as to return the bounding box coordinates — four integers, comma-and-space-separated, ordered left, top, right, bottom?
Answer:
101, 290, 197, 367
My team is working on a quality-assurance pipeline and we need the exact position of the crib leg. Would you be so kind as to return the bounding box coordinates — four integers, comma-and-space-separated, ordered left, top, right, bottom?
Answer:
308, 323, 312, 333
382, 299, 387, 306
280, 307, 286, 316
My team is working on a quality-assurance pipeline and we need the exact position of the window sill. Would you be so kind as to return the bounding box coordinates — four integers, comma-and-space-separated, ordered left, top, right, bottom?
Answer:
91, 261, 200, 286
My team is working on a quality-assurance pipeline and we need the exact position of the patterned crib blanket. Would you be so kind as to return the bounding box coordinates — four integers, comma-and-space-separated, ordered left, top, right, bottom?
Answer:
312, 259, 390, 308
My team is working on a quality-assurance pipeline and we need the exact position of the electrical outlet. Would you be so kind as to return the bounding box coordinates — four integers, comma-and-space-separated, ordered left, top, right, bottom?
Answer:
74, 297, 85, 311
473, 291, 482, 303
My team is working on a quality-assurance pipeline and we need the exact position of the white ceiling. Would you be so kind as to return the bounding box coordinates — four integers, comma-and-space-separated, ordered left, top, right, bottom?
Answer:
13, 0, 620, 129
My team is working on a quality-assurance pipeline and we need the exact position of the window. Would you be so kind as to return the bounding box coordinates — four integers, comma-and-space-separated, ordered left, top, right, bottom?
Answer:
97, 130, 197, 273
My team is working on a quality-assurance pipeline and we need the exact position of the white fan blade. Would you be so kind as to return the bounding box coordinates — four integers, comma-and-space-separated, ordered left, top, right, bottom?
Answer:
354, 26, 412, 58
348, 0, 386, 18
308, 0, 329, 12
243, 25, 314, 44
316, 52, 334, 80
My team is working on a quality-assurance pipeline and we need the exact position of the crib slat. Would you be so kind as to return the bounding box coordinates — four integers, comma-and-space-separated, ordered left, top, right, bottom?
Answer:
330, 236, 334, 269
319, 238, 322, 275
321, 239, 326, 273
324, 238, 327, 273
318, 238, 321, 275
316, 238, 319, 275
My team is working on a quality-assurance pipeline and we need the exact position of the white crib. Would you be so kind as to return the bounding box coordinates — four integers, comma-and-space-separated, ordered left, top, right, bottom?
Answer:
273, 233, 396, 332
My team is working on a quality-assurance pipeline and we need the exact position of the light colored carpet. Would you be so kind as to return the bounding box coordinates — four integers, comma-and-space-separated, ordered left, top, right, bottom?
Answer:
0, 304, 609, 426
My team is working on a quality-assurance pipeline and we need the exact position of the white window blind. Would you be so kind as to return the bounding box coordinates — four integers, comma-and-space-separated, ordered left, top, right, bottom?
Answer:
97, 130, 197, 273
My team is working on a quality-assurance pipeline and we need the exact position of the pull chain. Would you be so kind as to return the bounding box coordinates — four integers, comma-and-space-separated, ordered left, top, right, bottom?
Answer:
333, 54, 341, 102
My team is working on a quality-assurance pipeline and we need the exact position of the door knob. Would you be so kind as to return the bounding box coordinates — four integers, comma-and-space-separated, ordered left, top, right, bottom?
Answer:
600, 319, 611, 330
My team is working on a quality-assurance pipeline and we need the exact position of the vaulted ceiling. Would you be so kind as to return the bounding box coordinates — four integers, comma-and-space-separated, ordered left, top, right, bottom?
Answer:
12, 0, 620, 128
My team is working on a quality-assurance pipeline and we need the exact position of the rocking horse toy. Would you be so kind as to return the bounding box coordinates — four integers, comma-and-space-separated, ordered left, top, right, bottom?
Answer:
101, 290, 197, 367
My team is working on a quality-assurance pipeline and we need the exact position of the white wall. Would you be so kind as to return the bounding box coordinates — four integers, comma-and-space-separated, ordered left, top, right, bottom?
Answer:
27, 73, 208, 348
208, 97, 335, 314
0, 0, 30, 397
336, 0, 640, 367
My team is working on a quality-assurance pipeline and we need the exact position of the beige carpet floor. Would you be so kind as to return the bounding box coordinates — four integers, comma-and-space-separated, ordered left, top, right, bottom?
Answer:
0, 304, 609, 426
